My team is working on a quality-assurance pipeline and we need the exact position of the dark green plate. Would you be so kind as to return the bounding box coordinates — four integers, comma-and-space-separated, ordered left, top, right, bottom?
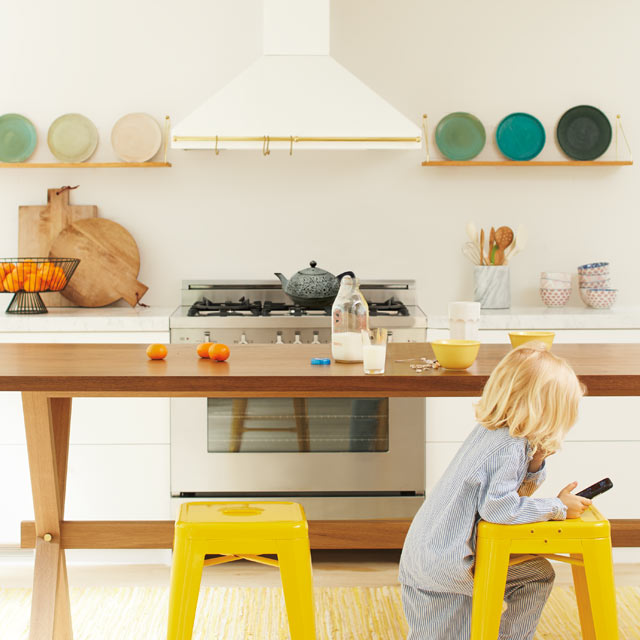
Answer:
435, 112, 486, 161
496, 112, 546, 161
556, 106, 611, 161
0, 114, 37, 163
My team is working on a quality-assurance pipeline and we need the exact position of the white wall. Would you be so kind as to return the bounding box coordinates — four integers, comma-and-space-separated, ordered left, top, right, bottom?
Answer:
0, 0, 637, 314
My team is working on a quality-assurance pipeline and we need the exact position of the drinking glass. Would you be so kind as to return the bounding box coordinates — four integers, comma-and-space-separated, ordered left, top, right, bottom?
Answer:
361, 328, 388, 374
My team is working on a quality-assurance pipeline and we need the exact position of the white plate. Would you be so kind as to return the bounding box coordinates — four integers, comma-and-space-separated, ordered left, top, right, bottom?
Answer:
111, 113, 162, 163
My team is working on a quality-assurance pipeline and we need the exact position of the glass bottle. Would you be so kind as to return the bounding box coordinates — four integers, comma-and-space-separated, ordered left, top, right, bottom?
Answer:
331, 275, 369, 363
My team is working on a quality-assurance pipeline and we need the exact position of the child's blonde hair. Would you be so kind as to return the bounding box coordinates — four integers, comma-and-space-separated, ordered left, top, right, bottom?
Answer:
475, 342, 585, 454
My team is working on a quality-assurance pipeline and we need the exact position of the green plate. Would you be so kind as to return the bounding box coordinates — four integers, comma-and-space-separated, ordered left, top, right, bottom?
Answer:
435, 112, 486, 160
47, 113, 98, 162
0, 114, 37, 163
556, 106, 611, 161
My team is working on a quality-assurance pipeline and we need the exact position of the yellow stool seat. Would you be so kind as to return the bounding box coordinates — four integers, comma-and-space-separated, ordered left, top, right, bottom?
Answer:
167, 501, 316, 640
471, 505, 619, 639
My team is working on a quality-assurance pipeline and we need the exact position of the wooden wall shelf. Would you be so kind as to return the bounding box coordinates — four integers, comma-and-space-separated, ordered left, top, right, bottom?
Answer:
0, 162, 171, 168
422, 160, 633, 167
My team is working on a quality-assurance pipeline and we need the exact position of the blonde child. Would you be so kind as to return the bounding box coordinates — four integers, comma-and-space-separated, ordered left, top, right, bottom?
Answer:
399, 343, 591, 640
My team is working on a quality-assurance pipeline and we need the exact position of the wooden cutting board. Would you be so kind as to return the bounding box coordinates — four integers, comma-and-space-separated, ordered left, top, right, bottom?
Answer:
19, 187, 98, 307
48, 218, 148, 307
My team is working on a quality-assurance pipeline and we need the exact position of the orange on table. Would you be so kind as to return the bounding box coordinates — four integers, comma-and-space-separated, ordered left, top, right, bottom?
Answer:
146, 344, 168, 360
209, 343, 230, 361
196, 342, 214, 358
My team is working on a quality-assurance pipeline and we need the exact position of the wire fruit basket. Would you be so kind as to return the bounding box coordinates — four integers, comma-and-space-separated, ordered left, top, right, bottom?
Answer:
0, 258, 80, 314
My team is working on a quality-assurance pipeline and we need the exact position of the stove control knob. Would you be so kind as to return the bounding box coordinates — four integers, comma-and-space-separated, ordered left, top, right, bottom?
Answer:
239, 332, 248, 345
293, 331, 302, 345
312, 331, 321, 345
275, 331, 284, 345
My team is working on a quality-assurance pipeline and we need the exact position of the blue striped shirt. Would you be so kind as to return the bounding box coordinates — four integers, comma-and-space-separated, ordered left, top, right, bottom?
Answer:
399, 424, 566, 596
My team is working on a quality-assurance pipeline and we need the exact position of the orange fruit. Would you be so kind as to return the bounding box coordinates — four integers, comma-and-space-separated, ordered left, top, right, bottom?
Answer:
23, 272, 43, 292
196, 342, 214, 358
209, 343, 230, 361
1, 262, 15, 276
38, 262, 56, 288
2, 271, 21, 292
15, 262, 37, 287
48, 267, 67, 291
146, 343, 168, 360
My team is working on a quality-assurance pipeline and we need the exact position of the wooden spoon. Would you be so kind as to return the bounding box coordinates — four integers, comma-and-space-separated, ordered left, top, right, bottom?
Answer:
480, 228, 486, 265
489, 227, 497, 264
494, 226, 514, 265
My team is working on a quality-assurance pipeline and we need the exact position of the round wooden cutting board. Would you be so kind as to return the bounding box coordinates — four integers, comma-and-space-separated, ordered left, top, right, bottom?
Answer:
49, 218, 148, 307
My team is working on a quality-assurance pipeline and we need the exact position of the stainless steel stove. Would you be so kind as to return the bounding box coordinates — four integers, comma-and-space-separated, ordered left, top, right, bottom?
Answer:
170, 279, 427, 345
169, 279, 427, 521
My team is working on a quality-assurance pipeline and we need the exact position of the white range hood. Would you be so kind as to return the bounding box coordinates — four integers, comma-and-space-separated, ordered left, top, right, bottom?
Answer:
172, 0, 422, 152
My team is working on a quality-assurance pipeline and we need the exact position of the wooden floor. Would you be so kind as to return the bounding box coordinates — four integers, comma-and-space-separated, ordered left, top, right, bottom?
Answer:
2, 551, 639, 589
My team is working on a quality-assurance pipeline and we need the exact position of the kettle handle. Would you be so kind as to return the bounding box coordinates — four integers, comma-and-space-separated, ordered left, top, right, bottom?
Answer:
337, 271, 355, 280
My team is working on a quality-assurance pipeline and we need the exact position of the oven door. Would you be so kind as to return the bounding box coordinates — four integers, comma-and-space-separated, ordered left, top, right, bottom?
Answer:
170, 397, 425, 495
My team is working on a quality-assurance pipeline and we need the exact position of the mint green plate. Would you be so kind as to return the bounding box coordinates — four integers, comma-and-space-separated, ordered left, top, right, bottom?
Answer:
47, 113, 98, 162
0, 114, 37, 162
435, 112, 486, 160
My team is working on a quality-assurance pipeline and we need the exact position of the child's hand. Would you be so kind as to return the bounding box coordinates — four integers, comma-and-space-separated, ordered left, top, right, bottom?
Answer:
558, 481, 592, 518
528, 448, 555, 472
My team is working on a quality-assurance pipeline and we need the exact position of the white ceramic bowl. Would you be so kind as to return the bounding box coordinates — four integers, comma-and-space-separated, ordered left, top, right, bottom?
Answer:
541, 278, 571, 289
541, 271, 571, 281
583, 288, 617, 309
540, 288, 571, 307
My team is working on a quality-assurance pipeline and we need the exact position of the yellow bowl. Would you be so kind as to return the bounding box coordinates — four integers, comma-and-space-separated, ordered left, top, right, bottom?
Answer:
508, 331, 555, 350
431, 339, 481, 370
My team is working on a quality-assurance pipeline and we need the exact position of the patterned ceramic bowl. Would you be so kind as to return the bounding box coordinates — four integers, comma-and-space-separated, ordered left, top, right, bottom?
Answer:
577, 262, 609, 276
583, 288, 617, 309
578, 273, 610, 286
540, 288, 571, 307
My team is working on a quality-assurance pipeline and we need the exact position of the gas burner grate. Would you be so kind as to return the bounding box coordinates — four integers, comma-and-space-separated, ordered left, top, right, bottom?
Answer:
187, 296, 409, 317
368, 297, 410, 317
187, 296, 262, 317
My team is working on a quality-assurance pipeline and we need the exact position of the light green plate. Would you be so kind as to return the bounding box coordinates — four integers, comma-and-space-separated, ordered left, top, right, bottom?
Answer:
435, 112, 486, 161
47, 113, 98, 162
0, 114, 37, 163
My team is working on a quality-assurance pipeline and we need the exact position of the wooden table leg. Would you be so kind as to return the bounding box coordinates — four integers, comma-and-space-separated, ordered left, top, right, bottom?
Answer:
22, 393, 73, 640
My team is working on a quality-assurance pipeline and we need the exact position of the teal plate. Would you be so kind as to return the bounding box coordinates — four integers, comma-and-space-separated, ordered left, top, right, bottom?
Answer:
435, 112, 486, 161
0, 114, 37, 163
496, 112, 546, 161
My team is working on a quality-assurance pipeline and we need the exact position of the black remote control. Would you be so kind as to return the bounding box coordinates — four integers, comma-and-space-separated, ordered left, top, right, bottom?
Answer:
576, 478, 613, 500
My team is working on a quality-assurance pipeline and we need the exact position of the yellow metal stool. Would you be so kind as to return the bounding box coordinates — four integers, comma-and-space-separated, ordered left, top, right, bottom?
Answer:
471, 505, 619, 639
167, 501, 316, 640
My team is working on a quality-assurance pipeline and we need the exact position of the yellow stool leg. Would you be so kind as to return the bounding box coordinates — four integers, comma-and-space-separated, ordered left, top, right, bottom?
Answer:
581, 538, 619, 640
167, 536, 205, 640
277, 537, 316, 640
471, 537, 511, 640
570, 553, 596, 640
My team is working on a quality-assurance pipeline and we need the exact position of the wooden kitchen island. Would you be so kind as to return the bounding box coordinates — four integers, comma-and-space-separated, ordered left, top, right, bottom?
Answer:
1, 341, 639, 639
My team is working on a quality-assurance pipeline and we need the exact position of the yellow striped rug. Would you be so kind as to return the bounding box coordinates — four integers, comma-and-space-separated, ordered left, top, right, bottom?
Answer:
1, 586, 638, 639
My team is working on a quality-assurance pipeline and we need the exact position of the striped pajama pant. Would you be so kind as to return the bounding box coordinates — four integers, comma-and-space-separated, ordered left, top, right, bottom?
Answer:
401, 556, 555, 640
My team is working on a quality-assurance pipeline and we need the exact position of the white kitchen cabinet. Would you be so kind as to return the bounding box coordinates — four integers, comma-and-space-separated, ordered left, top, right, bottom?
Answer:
0, 325, 171, 558
425, 323, 640, 561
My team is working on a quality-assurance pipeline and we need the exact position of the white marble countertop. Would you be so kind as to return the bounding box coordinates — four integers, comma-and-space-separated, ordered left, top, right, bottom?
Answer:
0, 306, 174, 332
427, 306, 640, 330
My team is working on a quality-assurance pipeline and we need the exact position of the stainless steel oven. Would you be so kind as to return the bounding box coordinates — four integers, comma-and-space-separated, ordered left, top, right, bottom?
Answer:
169, 279, 427, 519
170, 396, 425, 518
